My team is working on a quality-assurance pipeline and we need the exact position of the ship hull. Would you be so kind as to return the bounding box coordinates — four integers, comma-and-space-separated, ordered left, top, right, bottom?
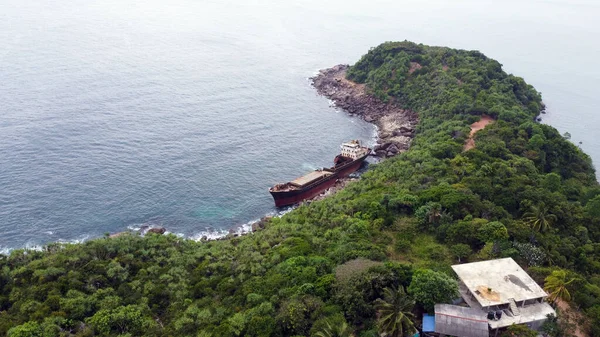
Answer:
270, 176, 338, 207
270, 154, 368, 207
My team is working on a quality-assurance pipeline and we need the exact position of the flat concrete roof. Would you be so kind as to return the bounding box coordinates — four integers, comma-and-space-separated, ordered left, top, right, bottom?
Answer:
452, 258, 547, 307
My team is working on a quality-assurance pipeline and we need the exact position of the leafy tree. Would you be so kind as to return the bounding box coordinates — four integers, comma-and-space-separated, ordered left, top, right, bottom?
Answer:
512, 242, 547, 267
540, 313, 570, 337
587, 306, 600, 337
478, 221, 508, 243
499, 324, 538, 337
542, 173, 561, 192
544, 270, 576, 303
450, 244, 471, 263
407, 269, 458, 312
277, 296, 322, 336
585, 195, 600, 218
7, 321, 43, 337
87, 304, 156, 336
478, 221, 509, 254
373, 287, 416, 337
415, 202, 445, 230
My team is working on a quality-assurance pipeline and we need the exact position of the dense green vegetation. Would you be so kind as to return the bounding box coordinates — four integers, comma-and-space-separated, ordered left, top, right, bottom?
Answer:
2, 41, 600, 336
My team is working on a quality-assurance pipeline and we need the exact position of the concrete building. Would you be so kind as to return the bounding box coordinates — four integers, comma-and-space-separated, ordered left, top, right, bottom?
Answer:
433, 257, 556, 337
434, 304, 489, 337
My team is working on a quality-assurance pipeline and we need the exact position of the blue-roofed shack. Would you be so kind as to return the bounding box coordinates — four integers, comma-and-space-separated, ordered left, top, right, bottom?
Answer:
422, 314, 435, 332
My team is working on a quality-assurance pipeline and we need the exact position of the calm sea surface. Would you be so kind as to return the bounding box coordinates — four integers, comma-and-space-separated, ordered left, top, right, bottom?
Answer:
1, 0, 599, 252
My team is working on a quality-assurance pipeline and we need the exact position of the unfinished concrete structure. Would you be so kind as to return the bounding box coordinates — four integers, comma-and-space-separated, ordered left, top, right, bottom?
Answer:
434, 304, 489, 337
434, 257, 555, 336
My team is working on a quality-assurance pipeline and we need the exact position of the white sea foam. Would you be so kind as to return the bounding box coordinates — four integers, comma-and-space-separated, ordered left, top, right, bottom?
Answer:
127, 222, 167, 236
190, 206, 296, 242
190, 228, 230, 241
56, 234, 92, 246
0, 206, 302, 255
167, 232, 185, 238
0, 242, 43, 256
0, 246, 10, 256
372, 124, 380, 142
0, 234, 92, 256
127, 223, 144, 232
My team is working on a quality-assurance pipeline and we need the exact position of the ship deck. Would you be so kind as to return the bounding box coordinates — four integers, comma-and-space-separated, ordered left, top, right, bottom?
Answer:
291, 170, 332, 187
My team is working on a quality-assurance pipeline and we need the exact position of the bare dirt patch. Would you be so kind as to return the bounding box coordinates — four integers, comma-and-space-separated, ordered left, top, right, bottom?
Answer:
335, 258, 383, 282
463, 115, 495, 151
408, 62, 422, 74
556, 299, 589, 337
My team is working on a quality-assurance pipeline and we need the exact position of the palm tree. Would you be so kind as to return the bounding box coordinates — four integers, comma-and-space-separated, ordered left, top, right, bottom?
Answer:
427, 203, 442, 225
314, 319, 354, 337
544, 270, 576, 303
374, 287, 416, 337
522, 202, 557, 233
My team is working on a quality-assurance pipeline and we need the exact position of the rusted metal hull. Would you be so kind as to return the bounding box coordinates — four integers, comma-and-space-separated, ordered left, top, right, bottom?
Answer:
269, 154, 368, 207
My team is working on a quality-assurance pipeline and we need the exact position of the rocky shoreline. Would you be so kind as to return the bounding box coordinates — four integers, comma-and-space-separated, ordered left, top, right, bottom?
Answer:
311, 64, 418, 158
107, 65, 419, 240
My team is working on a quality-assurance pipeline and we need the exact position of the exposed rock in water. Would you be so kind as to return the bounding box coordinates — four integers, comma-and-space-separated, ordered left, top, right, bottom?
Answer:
311, 64, 418, 158
252, 216, 273, 232
147, 227, 166, 235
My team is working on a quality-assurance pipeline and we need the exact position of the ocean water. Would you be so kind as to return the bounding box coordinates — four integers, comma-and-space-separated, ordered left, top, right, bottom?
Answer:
1, 0, 599, 252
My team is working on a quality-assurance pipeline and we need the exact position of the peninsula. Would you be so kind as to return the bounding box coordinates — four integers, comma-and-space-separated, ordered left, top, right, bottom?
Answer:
1, 41, 599, 337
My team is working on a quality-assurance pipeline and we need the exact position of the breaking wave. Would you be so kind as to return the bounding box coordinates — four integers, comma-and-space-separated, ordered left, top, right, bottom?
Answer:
0, 234, 92, 256
190, 206, 295, 241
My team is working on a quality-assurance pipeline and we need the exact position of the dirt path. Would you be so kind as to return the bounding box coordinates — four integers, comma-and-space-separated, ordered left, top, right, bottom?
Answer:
463, 115, 495, 151
556, 299, 588, 337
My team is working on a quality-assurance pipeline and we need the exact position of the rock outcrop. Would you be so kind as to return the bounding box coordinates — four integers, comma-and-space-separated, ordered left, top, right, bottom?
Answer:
251, 216, 273, 232
311, 64, 418, 158
147, 227, 166, 235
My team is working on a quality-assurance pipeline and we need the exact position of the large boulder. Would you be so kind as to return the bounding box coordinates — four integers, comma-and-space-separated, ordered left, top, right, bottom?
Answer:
379, 131, 391, 139
375, 150, 387, 157
387, 144, 399, 154
374, 142, 392, 151
393, 126, 414, 137
147, 227, 166, 235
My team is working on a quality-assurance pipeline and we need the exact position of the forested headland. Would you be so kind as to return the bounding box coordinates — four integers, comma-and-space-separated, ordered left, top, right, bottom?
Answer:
2, 41, 600, 337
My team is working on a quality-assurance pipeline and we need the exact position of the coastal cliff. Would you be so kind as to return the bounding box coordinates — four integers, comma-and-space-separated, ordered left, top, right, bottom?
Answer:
312, 64, 418, 157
